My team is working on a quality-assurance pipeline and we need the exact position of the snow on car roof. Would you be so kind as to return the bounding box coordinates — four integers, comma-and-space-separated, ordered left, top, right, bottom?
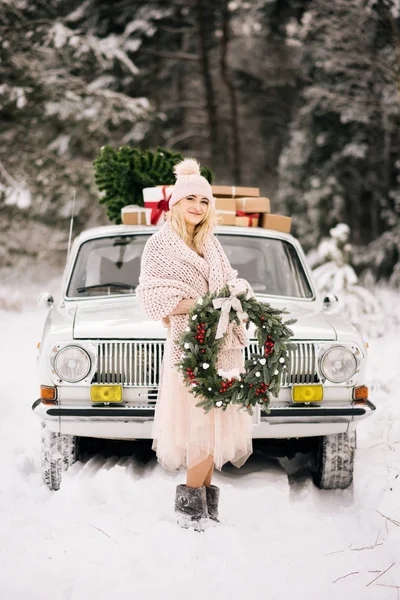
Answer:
75, 223, 294, 244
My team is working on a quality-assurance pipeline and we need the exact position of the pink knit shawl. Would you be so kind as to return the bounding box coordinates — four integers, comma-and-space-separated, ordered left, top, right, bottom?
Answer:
136, 221, 253, 370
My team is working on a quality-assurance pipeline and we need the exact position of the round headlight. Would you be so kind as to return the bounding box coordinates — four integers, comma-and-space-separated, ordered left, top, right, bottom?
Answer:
54, 346, 91, 383
320, 346, 357, 383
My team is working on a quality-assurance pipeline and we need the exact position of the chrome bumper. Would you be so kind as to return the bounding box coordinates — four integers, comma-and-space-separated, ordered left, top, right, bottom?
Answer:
32, 399, 376, 439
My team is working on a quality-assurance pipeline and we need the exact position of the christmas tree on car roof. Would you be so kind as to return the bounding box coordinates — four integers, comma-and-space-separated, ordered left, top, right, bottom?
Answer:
93, 145, 214, 225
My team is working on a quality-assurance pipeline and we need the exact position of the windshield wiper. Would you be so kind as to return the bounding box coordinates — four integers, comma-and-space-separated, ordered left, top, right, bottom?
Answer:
77, 283, 136, 293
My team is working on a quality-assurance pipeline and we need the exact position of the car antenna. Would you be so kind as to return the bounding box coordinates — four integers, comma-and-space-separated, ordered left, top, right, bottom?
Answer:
67, 189, 76, 259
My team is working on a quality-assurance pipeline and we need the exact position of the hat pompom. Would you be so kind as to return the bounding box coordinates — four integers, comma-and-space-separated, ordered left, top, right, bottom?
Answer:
169, 156, 214, 207
174, 158, 201, 178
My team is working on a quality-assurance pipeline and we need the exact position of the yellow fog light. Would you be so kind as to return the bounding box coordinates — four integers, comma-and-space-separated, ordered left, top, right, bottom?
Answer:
292, 385, 323, 403
90, 385, 122, 403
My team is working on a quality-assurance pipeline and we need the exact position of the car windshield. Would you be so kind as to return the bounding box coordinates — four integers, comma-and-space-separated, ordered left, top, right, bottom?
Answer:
66, 233, 313, 299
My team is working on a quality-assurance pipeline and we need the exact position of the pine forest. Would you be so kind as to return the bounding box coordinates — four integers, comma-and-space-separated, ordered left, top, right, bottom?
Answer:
1, 0, 400, 287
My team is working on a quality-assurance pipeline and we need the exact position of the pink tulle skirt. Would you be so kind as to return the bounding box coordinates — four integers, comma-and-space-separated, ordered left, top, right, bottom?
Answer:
151, 334, 253, 472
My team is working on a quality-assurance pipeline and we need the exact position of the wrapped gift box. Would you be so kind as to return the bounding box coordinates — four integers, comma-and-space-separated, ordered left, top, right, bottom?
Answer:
215, 197, 236, 225
215, 197, 236, 212
235, 215, 259, 228
212, 185, 260, 198
142, 186, 174, 225
217, 212, 237, 225
121, 205, 152, 225
260, 213, 292, 233
235, 196, 270, 213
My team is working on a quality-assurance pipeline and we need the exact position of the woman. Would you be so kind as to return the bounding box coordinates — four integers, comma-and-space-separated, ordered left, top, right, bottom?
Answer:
136, 158, 254, 531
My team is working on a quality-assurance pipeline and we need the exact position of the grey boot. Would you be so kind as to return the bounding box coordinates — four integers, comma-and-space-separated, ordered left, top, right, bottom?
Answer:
174, 484, 208, 531
205, 485, 220, 522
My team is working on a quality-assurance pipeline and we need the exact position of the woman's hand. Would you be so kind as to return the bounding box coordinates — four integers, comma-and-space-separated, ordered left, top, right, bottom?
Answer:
170, 298, 197, 315
162, 299, 197, 326
161, 316, 170, 328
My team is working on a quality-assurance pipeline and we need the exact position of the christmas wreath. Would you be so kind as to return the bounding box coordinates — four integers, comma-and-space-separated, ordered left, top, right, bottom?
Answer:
177, 283, 297, 414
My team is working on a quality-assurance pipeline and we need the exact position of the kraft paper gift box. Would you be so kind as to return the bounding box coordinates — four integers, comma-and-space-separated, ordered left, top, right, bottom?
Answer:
217, 212, 237, 225
143, 185, 174, 225
212, 185, 260, 198
121, 205, 152, 225
215, 197, 236, 211
235, 196, 271, 213
260, 213, 292, 233
235, 214, 260, 227
215, 197, 236, 225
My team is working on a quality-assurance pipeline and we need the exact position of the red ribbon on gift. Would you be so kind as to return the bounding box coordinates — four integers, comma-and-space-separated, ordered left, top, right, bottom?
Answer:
236, 211, 260, 227
145, 186, 171, 225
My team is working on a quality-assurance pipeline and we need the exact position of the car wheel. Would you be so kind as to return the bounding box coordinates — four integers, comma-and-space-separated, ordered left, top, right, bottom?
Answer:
61, 433, 79, 472
312, 431, 356, 490
40, 422, 79, 490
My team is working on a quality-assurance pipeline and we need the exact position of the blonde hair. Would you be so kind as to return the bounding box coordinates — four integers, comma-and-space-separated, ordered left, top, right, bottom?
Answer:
166, 199, 219, 253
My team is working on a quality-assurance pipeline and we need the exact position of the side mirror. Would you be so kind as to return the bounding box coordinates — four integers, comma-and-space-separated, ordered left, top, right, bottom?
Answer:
323, 293, 339, 309
38, 292, 54, 308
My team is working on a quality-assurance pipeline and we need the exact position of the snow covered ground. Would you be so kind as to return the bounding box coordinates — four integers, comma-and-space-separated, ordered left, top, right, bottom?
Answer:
1, 290, 399, 600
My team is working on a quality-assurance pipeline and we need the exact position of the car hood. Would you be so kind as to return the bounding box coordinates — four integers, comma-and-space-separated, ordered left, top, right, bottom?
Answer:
248, 298, 337, 340
73, 296, 165, 340
72, 296, 337, 341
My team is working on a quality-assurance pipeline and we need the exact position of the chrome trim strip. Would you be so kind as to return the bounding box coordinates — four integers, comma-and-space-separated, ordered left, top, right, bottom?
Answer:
113, 342, 117, 384
158, 342, 162, 384
144, 343, 147, 387
104, 344, 109, 384
99, 344, 103, 384
133, 342, 137, 386
128, 343, 132, 386
119, 343, 123, 384
124, 343, 126, 384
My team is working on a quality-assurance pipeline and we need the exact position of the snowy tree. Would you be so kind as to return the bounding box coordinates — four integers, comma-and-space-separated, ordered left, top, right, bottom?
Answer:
312, 223, 384, 337
278, 0, 400, 271
0, 0, 157, 271
0, 0, 154, 216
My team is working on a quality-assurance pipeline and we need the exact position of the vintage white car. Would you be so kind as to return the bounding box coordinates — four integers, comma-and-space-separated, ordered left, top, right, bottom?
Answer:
33, 224, 375, 491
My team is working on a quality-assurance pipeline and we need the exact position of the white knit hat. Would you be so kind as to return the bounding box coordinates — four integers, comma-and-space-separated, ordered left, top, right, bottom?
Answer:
169, 158, 214, 207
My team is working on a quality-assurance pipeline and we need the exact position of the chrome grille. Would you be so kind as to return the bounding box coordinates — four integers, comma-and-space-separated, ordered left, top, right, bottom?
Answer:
245, 342, 319, 386
95, 341, 164, 386
94, 341, 318, 387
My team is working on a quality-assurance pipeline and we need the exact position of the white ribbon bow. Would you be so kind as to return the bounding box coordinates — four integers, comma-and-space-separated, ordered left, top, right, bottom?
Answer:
212, 281, 249, 340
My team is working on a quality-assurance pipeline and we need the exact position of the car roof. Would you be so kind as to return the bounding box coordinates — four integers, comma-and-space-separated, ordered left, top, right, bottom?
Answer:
74, 224, 295, 244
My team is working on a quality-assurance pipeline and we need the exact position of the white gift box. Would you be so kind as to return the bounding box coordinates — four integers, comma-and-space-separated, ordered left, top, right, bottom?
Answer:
142, 186, 174, 225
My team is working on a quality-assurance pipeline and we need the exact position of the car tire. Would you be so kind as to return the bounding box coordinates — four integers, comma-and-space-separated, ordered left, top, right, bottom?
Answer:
41, 422, 79, 491
61, 433, 79, 472
312, 431, 356, 490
